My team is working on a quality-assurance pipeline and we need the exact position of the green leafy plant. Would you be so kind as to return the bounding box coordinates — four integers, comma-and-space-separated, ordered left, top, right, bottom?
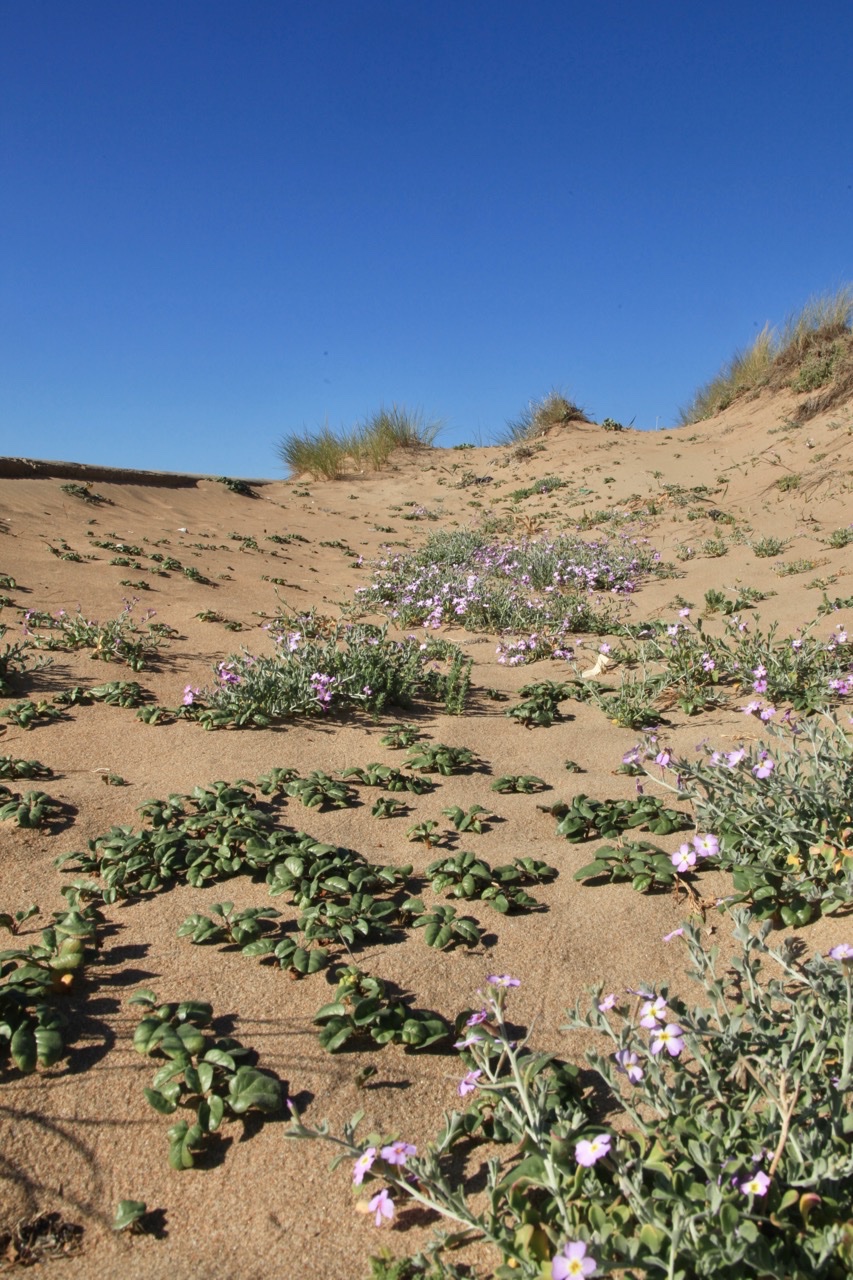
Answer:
265, 837, 409, 903
175, 899, 330, 976
441, 804, 491, 834
0, 904, 39, 935
112, 1201, 148, 1233
0, 756, 52, 781
371, 795, 407, 819
505, 680, 580, 728
0, 907, 97, 1071
545, 793, 692, 843
0, 787, 63, 828
255, 767, 300, 797
342, 762, 407, 787
131, 990, 283, 1169
341, 762, 434, 795
406, 820, 445, 849
183, 565, 212, 585
254, 935, 330, 977
0, 627, 33, 695
752, 536, 787, 558
2, 698, 67, 731
60, 482, 112, 505
299, 893, 401, 949
426, 851, 555, 914
399, 901, 483, 949
573, 841, 680, 893
313, 967, 450, 1053
405, 744, 477, 775
56, 778, 293, 901
87, 680, 151, 707
216, 476, 257, 497
177, 901, 282, 948
285, 772, 357, 811
490, 774, 547, 794
379, 722, 421, 749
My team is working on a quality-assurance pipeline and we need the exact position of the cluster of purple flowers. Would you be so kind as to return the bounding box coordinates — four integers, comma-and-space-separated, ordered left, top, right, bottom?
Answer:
596, 989, 686, 1089
352, 1140, 418, 1226
495, 632, 554, 665
671, 832, 719, 872
309, 671, 335, 709
359, 534, 660, 638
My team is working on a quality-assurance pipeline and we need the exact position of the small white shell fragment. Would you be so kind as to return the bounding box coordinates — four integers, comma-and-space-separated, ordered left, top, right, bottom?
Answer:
581, 653, 613, 679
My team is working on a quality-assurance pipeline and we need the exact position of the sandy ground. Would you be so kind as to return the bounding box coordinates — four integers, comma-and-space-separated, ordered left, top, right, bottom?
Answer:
1, 389, 852, 1279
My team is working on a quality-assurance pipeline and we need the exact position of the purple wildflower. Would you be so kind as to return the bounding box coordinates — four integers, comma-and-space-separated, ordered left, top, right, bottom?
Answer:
368, 1187, 395, 1225
651, 1024, 684, 1057
639, 996, 667, 1029
380, 1141, 416, 1167
672, 844, 697, 873
614, 1049, 643, 1082
353, 1147, 376, 1185
458, 1069, 483, 1097
552, 1240, 597, 1278
575, 1134, 611, 1166
740, 1170, 771, 1197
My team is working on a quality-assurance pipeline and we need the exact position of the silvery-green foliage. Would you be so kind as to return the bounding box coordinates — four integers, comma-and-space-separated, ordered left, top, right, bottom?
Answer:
290, 920, 853, 1278
639, 711, 853, 921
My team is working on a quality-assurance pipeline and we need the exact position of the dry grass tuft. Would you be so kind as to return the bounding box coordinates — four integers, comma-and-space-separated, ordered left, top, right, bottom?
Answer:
499, 389, 590, 445
278, 405, 440, 479
679, 286, 853, 425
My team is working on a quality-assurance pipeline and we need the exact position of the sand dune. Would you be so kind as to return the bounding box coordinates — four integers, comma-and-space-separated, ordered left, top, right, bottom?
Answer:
1, 386, 852, 1278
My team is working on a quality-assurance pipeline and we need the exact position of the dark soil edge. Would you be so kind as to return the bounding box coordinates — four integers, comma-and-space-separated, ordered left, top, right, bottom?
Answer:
0, 457, 273, 487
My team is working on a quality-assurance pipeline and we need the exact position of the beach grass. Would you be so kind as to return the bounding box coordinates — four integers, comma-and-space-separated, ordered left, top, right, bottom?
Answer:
679, 285, 853, 424
278, 404, 440, 479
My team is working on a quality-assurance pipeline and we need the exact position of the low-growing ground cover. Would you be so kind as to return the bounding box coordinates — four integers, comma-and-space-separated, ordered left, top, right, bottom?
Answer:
354, 528, 665, 648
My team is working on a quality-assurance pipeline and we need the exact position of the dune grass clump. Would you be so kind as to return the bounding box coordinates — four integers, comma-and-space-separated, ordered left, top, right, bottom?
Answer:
278, 424, 349, 480
499, 389, 590, 445
278, 405, 440, 479
679, 286, 853, 424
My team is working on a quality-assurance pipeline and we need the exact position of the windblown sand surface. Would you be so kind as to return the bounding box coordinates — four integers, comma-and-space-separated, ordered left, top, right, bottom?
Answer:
1, 392, 852, 1279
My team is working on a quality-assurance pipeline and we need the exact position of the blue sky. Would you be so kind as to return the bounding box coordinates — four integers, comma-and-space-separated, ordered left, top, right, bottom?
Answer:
2, 1, 852, 477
